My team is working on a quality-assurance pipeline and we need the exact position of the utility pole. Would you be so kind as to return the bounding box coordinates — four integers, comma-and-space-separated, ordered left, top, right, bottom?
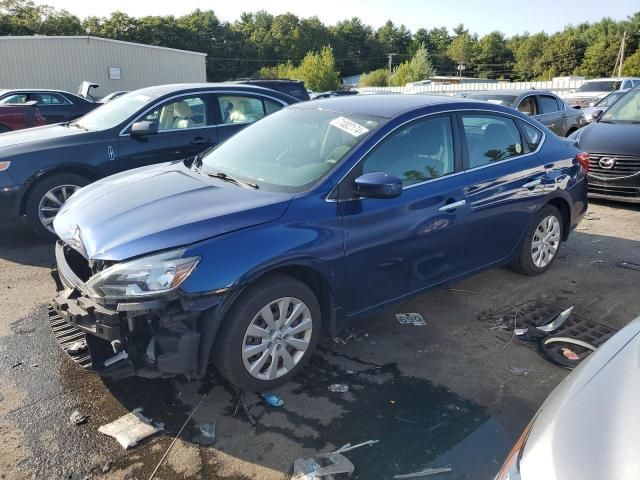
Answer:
613, 32, 627, 78
388, 53, 398, 73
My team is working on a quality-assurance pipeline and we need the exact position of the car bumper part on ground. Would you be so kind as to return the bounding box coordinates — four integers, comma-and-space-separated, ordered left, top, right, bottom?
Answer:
50, 241, 223, 380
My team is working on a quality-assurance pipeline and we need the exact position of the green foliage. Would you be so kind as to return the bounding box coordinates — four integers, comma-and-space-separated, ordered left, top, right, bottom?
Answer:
360, 68, 389, 87
261, 46, 340, 91
474, 31, 512, 79
388, 43, 437, 86
622, 50, 640, 76
447, 32, 476, 67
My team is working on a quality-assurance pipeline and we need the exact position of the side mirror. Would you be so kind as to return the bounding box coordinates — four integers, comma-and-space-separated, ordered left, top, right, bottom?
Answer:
131, 120, 158, 137
591, 109, 604, 120
354, 172, 402, 199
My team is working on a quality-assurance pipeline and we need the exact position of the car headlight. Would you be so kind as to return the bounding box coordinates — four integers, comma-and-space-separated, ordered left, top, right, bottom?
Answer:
495, 416, 537, 480
85, 249, 200, 299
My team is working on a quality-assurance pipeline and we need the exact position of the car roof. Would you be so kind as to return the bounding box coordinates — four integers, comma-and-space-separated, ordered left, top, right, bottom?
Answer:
467, 89, 553, 96
584, 77, 640, 81
0, 88, 74, 93
129, 83, 299, 101
291, 93, 494, 119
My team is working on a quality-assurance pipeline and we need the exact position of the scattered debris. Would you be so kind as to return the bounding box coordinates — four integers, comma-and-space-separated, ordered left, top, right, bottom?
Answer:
70, 410, 87, 425
11, 361, 22, 368
193, 421, 216, 446
619, 261, 640, 272
101, 462, 111, 474
104, 351, 129, 367
396, 313, 426, 326
98, 408, 163, 449
67, 340, 87, 355
327, 384, 349, 393
333, 439, 379, 453
509, 367, 532, 376
261, 393, 284, 407
562, 348, 580, 361
393, 467, 452, 479
541, 336, 597, 369
30, 363, 38, 368
233, 393, 256, 425
148, 394, 207, 480
292, 452, 355, 480
515, 306, 573, 336
590, 260, 604, 264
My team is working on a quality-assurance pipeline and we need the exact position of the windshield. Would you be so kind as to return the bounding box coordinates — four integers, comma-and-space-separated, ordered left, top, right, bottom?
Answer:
200, 108, 382, 192
600, 90, 640, 123
75, 91, 161, 130
576, 81, 621, 93
466, 94, 517, 106
596, 91, 625, 108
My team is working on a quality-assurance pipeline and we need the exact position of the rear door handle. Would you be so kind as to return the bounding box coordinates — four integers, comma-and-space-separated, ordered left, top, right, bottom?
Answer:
438, 199, 466, 212
522, 178, 542, 189
191, 137, 211, 145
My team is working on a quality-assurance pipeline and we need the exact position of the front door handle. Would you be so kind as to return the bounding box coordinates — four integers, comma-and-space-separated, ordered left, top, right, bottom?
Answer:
522, 178, 542, 189
438, 199, 466, 212
191, 137, 211, 145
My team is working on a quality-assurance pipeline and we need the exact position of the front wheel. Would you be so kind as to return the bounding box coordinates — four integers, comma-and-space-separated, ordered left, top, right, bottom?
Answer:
512, 205, 563, 276
212, 273, 321, 391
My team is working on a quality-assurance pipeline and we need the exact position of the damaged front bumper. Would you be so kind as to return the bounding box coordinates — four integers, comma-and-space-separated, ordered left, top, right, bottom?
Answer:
50, 241, 227, 380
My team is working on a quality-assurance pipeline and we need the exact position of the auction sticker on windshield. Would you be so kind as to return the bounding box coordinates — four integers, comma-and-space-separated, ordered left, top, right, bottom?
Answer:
330, 116, 370, 137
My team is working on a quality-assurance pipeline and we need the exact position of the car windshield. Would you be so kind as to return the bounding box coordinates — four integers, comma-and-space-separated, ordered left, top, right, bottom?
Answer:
466, 94, 517, 106
74, 91, 161, 130
600, 90, 640, 123
200, 107, 382, 192
576, 81, 622, 93
596, 91, 625, 107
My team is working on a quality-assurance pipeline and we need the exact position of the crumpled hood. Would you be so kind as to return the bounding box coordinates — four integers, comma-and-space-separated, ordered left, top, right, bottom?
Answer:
53, 162, 294, 261
575, 121, 640, 156
520, 317, 640, 480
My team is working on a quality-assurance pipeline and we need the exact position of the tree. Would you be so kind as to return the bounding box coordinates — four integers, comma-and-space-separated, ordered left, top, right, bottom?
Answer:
537, 31, 585, 79
577, 38, 621, 77
386, 43, 436, 86
474, 31, 512, 79
511, 32, 548, 80
360, 68, 388, 87
262, 46, 340, 91
330, 17, 380, 76
622, 50, 640, 76
447, 32, 476, 71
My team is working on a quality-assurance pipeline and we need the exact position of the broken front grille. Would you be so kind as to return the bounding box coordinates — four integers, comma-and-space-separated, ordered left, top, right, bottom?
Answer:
48, 305, 93, 369
588, 154, 640, 179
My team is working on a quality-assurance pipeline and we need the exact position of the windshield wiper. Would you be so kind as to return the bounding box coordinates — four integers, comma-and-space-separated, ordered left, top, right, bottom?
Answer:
206, 171, 259, 189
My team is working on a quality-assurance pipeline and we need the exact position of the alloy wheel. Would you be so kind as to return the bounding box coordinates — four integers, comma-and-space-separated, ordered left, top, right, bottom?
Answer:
37, 184, 81, 233
242, 296, 313, 381
531, 215, 561, 268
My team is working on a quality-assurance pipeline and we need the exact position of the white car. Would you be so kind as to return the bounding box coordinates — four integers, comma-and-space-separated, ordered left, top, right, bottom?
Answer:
564, 77, 640, 108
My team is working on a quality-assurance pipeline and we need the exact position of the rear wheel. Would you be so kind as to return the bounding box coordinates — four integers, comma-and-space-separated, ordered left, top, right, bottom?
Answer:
512, 205, 563, 276
213, 273, 321, 391
24, 173, 89, 240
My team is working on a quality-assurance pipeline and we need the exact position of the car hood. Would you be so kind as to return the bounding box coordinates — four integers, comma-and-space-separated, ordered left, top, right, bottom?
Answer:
575, 122, 640, 156
520, 317, 640, 480
53, 162, 294, 261
0, 123, 86, 150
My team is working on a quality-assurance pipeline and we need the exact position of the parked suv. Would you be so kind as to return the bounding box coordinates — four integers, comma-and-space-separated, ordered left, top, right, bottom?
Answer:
228, 79, 310, 101
0, 83, 298, 238
467, 90, 584, 137
564, 77, 640, 108
49, 95, 588, 391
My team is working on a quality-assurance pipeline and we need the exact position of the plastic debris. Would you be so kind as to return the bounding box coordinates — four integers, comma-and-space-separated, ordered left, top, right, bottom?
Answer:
333, 439, 379, 453
515, 306, 573, 336
562, 348, 580, 361
104, 351, 129, 367
328, 384, 349, 393
292, 452, 355, 480
67, 340, 87, 355
101, 462, 111, 474
393, 467, 452, 478
396, 313, 426, 326
70, 410, 87, 425
193, 421, 216, 446
98, 408, 163, 449
233, 393, 256, 425
262, 393, 284, 407
11, 361, 22, 368
509, 367, 532, 376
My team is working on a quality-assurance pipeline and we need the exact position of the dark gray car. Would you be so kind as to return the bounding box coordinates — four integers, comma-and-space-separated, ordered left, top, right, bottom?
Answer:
467, 90, 584, 137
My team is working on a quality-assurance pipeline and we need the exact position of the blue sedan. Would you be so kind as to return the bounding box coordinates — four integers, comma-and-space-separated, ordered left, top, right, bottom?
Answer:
50, 95, 588, 391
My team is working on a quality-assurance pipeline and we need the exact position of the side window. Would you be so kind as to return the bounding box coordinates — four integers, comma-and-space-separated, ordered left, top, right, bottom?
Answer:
218, 95, 267, 124
360, 116, 455, 187
35, 93, 71, 105
264, 99, 283, 115
0, 93, 27, 104
622, 80, 632, 89
142, 96, 207, 131
462, 114, 524, 168
519, 121, 543, 151
517, 96, 537, 116
538, 95, 560, 114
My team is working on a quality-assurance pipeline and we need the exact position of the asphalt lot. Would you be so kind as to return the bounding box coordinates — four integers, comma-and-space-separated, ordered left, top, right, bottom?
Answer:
1, 199, 639, 480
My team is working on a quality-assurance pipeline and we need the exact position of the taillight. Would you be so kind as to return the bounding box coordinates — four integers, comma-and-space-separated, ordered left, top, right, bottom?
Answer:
576, 152, 590, 172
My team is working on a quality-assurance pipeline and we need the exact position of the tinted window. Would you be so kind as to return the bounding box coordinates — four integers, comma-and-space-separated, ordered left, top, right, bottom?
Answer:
576, 81, 622, 92
601, 90, 640, 123
35, 93, 70, 105
264, 99, 283, 115
361, 116, 455, 186
517, 96, 537, 116
538, 95, 560, 114
218, 95, 268, 124
520, 121, 543, 151
466, 94, 517, 106
142, 96, 207, 131
462, 114, 524, 168
0, 93, 27, 104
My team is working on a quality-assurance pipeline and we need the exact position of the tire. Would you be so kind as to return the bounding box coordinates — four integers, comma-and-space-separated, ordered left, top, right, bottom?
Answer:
512, 205, 563, 276
213, 273, 322, 391
24, 173, 90, 241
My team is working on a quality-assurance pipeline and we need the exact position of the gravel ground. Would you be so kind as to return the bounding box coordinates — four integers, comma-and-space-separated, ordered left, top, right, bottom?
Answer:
0, 200, 639, 480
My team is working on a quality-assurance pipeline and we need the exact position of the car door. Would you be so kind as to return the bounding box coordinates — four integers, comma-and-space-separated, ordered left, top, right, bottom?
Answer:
339, 113, 470, 316
28, 92, 75, 123
115, 93, 218, 174
534, 94, 565, 136
215, 93, 285, 143
460, 112, 549, 272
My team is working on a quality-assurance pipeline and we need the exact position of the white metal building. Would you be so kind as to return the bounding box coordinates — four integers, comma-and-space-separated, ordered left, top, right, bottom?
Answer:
0, 36, 207, 98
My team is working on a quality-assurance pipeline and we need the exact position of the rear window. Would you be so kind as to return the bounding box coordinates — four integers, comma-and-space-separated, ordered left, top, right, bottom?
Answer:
576, 81, 622, 93
519, 121, 543, 151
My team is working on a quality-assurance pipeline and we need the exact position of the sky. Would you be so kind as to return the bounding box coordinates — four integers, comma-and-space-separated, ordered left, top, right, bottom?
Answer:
41, 0, 639, 37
